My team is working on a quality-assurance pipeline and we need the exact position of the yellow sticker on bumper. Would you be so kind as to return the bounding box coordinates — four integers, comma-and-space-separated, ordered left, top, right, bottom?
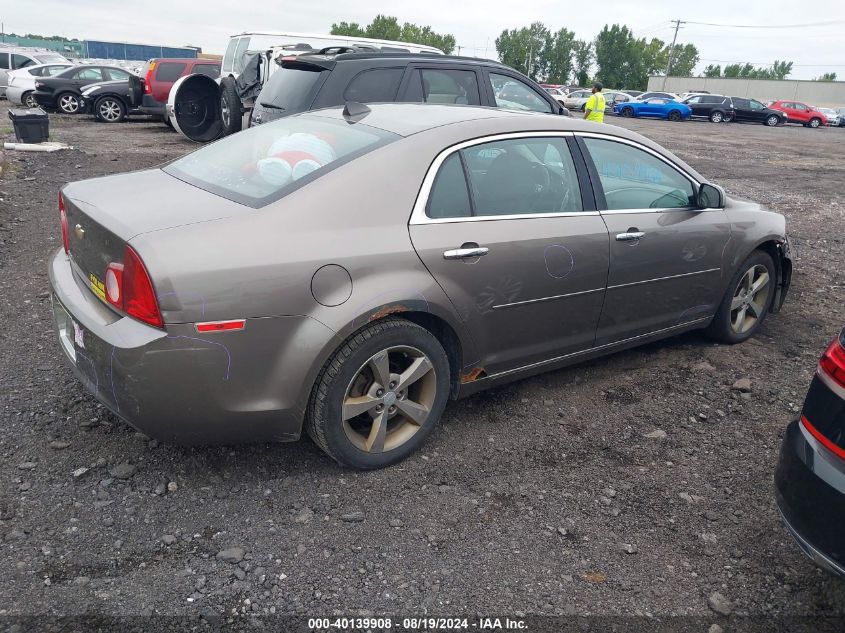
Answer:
89, 273, 106, 302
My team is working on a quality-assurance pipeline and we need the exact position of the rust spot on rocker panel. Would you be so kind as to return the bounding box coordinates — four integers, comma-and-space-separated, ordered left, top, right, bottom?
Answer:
460, 367, 487, 384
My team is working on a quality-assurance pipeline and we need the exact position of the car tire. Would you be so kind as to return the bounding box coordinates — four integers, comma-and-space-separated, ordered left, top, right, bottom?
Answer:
56, 92, 80, 114
219, 76, 242, 137
23, 91, 38, 108
723, 112, 735, 122
620, 106, 634, 118
706, 250, 777, 344
709, 111, 724, 123
765, 114, 780, 127
667, 110, 682, 122
306, 317, 450, 469
94, 96, 126, 123
809, 117, 821, 128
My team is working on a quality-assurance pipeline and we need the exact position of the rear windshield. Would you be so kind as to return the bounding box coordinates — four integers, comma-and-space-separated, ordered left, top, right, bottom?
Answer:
35, 54, 66, 64
257, 63, 327, 114
163, 115, 398, 207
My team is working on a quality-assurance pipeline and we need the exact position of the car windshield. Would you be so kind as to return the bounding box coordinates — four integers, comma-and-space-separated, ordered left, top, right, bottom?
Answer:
163, 115, 399, 207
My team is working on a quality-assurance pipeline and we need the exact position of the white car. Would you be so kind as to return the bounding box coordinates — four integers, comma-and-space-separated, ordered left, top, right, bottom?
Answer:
563, 89, 592, 111
818, 107, 840, 127
5, 62, 74, 107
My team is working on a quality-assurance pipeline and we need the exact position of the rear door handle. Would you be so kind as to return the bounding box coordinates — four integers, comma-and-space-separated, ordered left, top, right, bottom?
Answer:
615, 231, 645, 242
443, 247, 489, 260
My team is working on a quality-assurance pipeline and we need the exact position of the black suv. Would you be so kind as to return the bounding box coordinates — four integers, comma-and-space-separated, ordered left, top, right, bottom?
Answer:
169, 49, 569, 142
681, 94, 734, 123
727, 96, 786, 126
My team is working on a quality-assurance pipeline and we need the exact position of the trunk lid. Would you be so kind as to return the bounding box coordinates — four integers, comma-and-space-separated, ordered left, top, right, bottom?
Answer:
62, 168, 249, 301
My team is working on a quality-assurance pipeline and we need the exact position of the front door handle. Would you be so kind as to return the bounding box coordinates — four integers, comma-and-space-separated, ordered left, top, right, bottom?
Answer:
443, 246, 489, 260
616, 231, 645, 242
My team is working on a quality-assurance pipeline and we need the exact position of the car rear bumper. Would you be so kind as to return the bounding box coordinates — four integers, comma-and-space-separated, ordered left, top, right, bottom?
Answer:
775, 419, 845, 578
48, 248, 334, 445
33, 91, 55, 108
139, 94, 165, 116
5, 86, 26, 105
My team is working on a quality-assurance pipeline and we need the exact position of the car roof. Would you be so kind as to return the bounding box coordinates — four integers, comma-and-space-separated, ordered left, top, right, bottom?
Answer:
292, 51, 511, 71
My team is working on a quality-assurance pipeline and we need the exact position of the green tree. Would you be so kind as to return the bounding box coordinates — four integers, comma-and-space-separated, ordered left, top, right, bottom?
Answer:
545, 28, 576, 84
573, 40, 593, 86
667, 43, 699, 76
703, 64, 721, 77
330, 16, 456, 54
494, 22, 551, 81
771, 60, 793, 80
814, 71, 837, 81
594, 24, 637, 89
330, 22, 365, 37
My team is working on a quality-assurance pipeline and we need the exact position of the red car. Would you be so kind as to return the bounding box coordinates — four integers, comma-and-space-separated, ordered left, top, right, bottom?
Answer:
138, 58, 220, 119
769, 100, 829, 128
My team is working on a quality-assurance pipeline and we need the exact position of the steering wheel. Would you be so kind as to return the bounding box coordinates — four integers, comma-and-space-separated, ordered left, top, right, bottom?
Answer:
528, 163, 551, 210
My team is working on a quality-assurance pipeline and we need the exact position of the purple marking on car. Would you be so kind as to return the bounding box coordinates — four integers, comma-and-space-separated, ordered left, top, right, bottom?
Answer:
166, 335, 232, 381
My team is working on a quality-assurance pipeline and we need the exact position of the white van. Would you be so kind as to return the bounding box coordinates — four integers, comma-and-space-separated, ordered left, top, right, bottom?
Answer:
167, 32, 444, 142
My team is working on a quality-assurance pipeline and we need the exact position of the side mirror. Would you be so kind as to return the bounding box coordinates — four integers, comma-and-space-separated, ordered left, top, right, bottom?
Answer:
697, 183, 725, 209
559, 105, 572, 117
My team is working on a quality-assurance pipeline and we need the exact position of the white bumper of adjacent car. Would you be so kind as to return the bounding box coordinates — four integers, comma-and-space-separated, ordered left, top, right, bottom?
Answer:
5, 85, 27, 105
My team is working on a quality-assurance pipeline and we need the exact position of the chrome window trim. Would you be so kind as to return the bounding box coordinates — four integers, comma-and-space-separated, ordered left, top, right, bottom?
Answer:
410, 131, 591, 226
575, 132, 704, 215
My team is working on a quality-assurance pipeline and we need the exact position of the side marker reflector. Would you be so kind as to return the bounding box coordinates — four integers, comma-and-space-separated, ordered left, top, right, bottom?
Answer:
196, 319, 246, 333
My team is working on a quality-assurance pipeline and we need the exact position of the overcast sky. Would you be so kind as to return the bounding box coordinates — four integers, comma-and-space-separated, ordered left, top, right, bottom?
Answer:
5, 1, 844, 79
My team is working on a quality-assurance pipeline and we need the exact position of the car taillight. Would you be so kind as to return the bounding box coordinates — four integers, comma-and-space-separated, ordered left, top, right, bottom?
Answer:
144, 62, 155, 94
819, 335, 845, 389
105, 245, 163, 328
59, 193, 69, 253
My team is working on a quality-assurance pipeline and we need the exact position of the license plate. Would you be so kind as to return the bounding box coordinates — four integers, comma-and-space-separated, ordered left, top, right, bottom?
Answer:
52, 297, 77, 363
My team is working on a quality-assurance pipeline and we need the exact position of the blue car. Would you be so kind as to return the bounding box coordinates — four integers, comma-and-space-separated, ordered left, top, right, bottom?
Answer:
614, 97, 691, 121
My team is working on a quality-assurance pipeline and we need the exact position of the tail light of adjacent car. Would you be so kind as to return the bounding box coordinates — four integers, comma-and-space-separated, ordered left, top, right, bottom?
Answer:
59, 193, 69, 254
104, 245, 164, 328
819, 335, 845, 390
144, 62, 156, 94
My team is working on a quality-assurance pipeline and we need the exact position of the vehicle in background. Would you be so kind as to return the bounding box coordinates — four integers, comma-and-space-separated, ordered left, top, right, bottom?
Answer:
620, 89, 644, 98
544, 86, 567, 104
602, 90, 632, 113
171, 50, 569, 142
0, 47, 70, 97
138, 58, 221, 120
5, 62, 74, 107
769, 100, 828, 128
682, 94, 734, 123
49, 102, 790, 469
635, 91, 679, 101
726, 97, 786, 127
678, 90, 710, 100
78, 78, 143, 123
776, 327, 845, 578
33, 65, 135, 114
615, 97, 691, 121
835, 108, 845, 127
562, 89, 592, 111
208, 32, 445, 138
818, 107, 840, 127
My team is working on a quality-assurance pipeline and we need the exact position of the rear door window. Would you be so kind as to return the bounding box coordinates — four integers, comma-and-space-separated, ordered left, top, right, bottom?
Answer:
405, 68, 481, 105
222, 38, 239, 73
156, 62, 186, 82
426, 154, 472, 219
106, 68, 131, 81
257, 63, 327, 114
233, 37, 251, 74
193, 64, 221, 79
75, 67, 104, 81
343, 68, 404, 103
164, 115, 398, 207
0, 53, 10, 70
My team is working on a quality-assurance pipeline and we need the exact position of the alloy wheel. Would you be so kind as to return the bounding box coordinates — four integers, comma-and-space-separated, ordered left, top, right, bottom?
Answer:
24, 92, 38, 108
668, 110, 681, 121
766, 115, 779, 127
730, 264, 771, 334
221, 94, 230, 128
58, 94, 79, 114
810, 118, 820, 128
711, 112, 723, 123
342, 345, 437, 454
621, 107, 633, 117
98, 99, 122, 122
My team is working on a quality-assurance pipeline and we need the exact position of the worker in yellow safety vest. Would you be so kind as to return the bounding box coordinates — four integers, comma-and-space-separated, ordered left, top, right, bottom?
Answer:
584, 82, 606, 123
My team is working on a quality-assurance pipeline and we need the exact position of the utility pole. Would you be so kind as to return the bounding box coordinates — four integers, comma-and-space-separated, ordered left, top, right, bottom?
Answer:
662, 19, 685, 90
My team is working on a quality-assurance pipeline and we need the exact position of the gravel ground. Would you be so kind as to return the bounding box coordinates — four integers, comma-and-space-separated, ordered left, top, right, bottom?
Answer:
1, 104, 844, 627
